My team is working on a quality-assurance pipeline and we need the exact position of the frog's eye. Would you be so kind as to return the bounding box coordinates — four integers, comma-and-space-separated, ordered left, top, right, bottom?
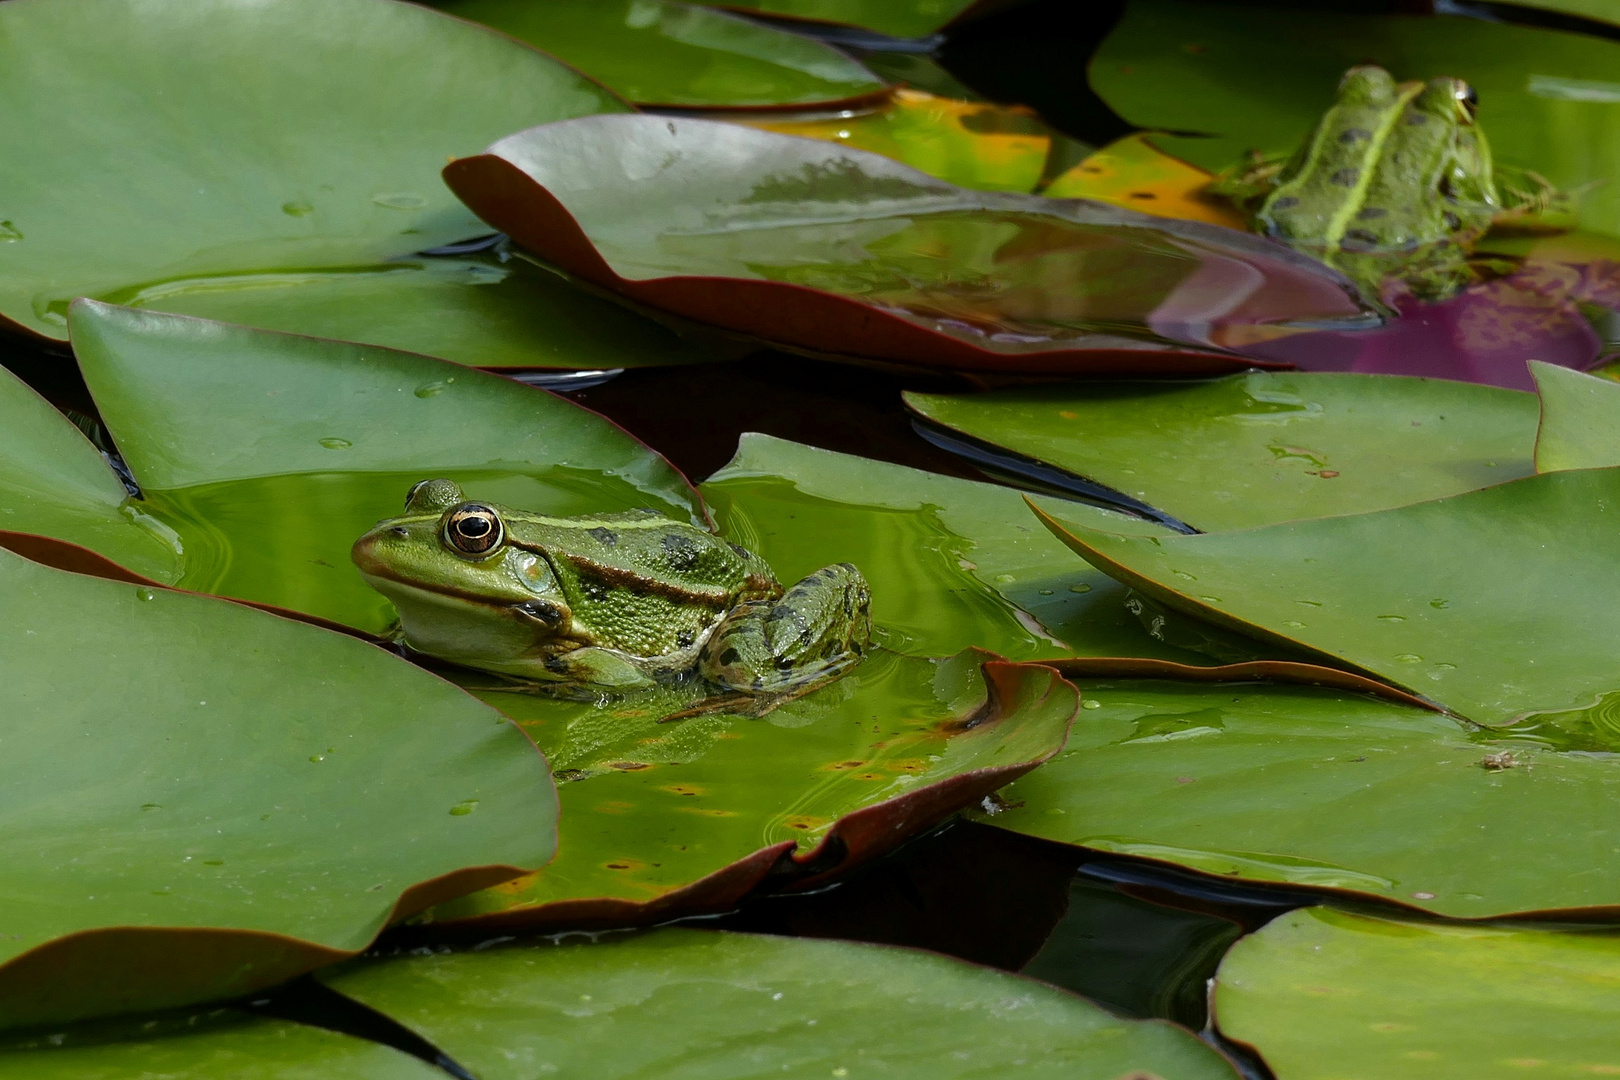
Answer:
1456, 82, 1479, 122
443, 504, 503, 557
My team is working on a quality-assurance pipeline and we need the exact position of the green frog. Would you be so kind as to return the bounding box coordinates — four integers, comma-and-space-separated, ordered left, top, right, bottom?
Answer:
1212, 65, 1560, 306
351, 479, 872, 713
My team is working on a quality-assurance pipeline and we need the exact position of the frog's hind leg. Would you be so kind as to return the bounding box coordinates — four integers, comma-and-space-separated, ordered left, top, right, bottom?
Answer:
696, 563, 872, 711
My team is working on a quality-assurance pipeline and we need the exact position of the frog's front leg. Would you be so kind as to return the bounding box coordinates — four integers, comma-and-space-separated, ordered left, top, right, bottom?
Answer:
699, 563, 872, 701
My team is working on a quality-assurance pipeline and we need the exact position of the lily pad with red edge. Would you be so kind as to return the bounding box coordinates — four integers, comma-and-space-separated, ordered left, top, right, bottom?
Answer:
420, 650, 1075, 933
442, 114, 1374, 377
0, 547, 556, 1030
906, 372, 1539, 533
1214, 908, 1620, 1079
0, 0, 718, 371
975, 678, 1620, 919
1531, 359, 1620, 472
322, 928, 1239, 1080
430, 0, 886, 109
1031, 467, 1620, 728
58, 301, 701, 635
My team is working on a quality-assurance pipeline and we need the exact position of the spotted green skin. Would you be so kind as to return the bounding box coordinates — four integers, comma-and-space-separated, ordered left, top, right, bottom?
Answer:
351, 480, 870, 697
1241, 65, 1499, 303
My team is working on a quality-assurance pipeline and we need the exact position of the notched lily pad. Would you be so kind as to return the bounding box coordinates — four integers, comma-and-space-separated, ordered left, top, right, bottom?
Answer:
0, 0, 713, 369
0, 548, 555, 1029
978, 678, 1620, 918
1531, 358, 1620, 472
422, 650, 1075, 931
43, 301, 700, 634
325, 928, 1240, 1079
1216, 907, 1620, 1079
1032, 466, 1620, 727
908, 372, 1539, 532
443, 114, 1373, 376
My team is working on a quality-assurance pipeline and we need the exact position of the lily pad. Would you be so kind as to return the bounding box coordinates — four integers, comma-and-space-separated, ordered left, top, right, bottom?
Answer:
1531, 358, 1620, 471
734, 89, 1078, 193
61, 301, 700, 634
1090, 0, 1620, 237
0, 0, 711, 370
1033, 466, 1620, 726
696, 0, 988, 39
444, 114, 1373, 376
0, 547, 554, 1029
326, 928, 1239, 1079
907, 372, 1539, 532
977, 679, 1620, 919
423, 650, 1074, 929
1044, 134, 1246, 228
0, 1013, 436, 1079
432, 0, 885, 108
1215, 907, 1620, 1079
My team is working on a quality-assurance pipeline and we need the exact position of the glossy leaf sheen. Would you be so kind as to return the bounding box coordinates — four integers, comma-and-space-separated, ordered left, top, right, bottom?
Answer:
1217, 908, 1620, 1079
697, 0, 983, 38
908, 372, 1539, 531
428, 651, 1075, 926
1036, 468, 1620, 726
703, 434, 1197, 662
979, 680, 1620, 918
69, 302, 700, 633
1531, 359, 1620, 472
433, 0, 884, 108
328, 929, 1238, 1079
0, 549, 554, 1028
1091, 0, 1620, 237
0, 0, 711, 370
445, 114, 1371, 376
0, 1016, 433, 1079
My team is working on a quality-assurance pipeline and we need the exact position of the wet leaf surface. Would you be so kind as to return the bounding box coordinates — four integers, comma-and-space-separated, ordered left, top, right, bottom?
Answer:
735, 89, 1078, 193
444, 114, 1373, 376
908, 372, 1539, 532
0, 1013, 434, 1080
0, 0, 709, 369
702, 433, 1200, 663
0, 548, 554, 1029
977, 679, 1620, 918
1034, 467, 1620, 726
696, 0, 985, 39
433, 0, 885, 108
327, 928, 1240, 1079
1044, 133, 1245, 228
1216, 907, 1620, 1079
1531, 358, 1620, 471
423, 650, 1074, 929
66, 302, 700, 634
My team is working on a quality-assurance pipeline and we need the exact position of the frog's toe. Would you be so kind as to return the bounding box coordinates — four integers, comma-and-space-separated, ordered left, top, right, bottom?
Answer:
699, 563, 871, 696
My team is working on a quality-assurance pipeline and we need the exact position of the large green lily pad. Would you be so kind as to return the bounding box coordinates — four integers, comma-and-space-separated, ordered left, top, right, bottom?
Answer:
976, 679, 1620, 919
425, 650, 1075, 929
1531, 359, 1620, 472
444, 114, 1372, 376
0, 547, 554, 1029
1216, 907, 1620, 1079
1035, 465, 1620, 726
0, 0, 713, 369
1090, 0, 1620, 237
327, 928, 1239, 1078
908, 373, 1539, 532
433, 0, 885, 108
56, 302, 700, 634
0, 1013, 435, 1079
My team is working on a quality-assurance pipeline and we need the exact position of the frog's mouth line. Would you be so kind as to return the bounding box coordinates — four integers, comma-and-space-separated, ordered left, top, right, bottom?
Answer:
353, 562, 545, 617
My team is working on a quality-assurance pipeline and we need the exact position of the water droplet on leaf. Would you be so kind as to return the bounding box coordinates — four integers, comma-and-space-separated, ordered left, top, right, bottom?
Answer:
449, 799, 478, 816
372, 192, 427, 210
281, 201, 313, 217
0, 221, 22, 242
318, 437, 352, 450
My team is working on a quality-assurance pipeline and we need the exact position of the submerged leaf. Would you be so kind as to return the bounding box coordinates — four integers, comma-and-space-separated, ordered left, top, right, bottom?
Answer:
1044, 133, 1245, 227
445, 114, 1373, 376
327, 928, 1239, 1079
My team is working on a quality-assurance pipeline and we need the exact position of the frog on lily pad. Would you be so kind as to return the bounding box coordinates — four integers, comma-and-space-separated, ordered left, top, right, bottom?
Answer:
352, 479, 873, 716
1209, 64, 1572, 309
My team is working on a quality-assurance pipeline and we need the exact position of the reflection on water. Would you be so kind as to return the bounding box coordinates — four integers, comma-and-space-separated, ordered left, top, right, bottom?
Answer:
1485, 689, 1620, 754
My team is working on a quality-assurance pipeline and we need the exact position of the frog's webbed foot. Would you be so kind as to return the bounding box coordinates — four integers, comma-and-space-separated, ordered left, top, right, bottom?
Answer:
689, 563, 872, 716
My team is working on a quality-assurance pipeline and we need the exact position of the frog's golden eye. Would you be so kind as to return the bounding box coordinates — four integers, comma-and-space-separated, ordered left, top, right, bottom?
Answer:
1456, 82, 1479, 122
443, 504, 503, 557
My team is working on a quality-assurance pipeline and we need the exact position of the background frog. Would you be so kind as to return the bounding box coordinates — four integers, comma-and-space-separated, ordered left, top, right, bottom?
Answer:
352, 479, 871, 716
1211, 64, 1567, 308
